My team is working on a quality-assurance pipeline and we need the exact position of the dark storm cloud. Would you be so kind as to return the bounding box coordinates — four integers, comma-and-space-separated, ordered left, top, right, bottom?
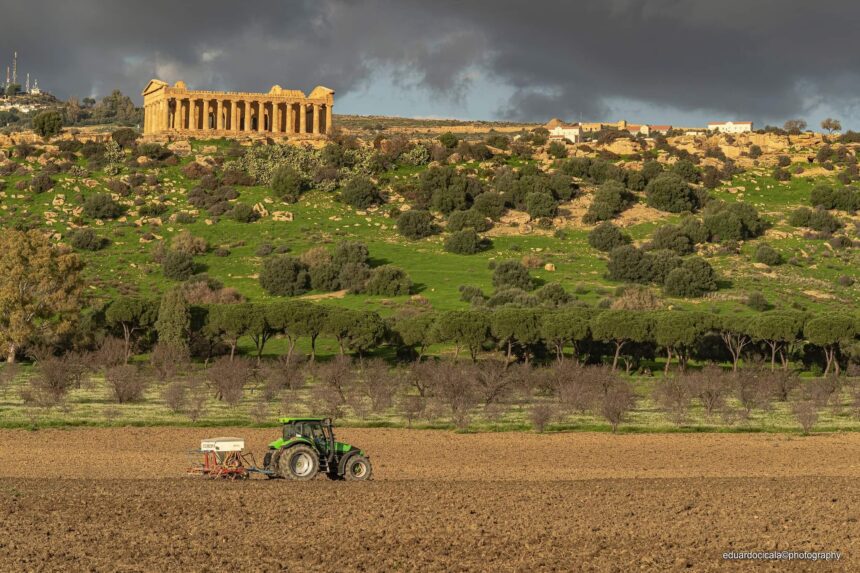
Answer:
2, 0, 860, 124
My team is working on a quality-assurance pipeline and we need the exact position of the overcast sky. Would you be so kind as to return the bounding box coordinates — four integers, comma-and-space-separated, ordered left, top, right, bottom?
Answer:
2, 0, 860, 128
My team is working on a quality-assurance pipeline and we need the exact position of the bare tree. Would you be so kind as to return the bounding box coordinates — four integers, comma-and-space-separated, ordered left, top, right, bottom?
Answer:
550, 361, 601, 414
105, 364, 146, 403
791, 399, 818, 434
472, 360, 518, 406
685, 366, 731, 417
162, 380, 187, 413
207, 356, 253, 407
530, 402, 556, 433
600, 378, 636, 433
355, 359, 400, 414
430, 361, 478, 429
652, 376, 692, 424
185, 374, 208, 422
150, 343, 190, 382
398, 394, 426, 428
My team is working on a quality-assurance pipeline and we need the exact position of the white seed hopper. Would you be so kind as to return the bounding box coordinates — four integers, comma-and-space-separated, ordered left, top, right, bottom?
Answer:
200, 437, 245, 453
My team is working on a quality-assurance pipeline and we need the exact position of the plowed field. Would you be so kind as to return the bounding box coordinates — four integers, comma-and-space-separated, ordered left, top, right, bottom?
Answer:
1, 429, 857, 571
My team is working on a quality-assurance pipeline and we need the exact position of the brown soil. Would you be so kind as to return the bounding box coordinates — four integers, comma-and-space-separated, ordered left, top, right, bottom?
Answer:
1, 429, 857, 571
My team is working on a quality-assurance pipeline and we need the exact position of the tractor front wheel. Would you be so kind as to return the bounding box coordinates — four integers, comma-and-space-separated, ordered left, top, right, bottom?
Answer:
343, 454, 373, 481
278, 446, 319, 481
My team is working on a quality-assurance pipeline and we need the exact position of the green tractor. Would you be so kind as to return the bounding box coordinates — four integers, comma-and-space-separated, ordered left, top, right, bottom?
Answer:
262, 417, 373, 481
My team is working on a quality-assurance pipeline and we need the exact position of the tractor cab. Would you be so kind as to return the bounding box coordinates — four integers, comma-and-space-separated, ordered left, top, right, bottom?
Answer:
264, 417, 372, 481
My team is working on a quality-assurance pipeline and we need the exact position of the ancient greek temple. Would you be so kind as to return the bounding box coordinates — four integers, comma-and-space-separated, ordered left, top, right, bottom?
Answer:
141, 79, 334, 137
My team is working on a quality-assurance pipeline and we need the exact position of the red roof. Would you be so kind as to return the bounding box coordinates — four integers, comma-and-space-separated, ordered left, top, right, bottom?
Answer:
649, 125, 672, 131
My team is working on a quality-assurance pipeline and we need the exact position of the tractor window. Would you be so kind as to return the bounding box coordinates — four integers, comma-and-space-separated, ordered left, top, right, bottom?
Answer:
309, 424, 326, 449
283, 424, 298, 440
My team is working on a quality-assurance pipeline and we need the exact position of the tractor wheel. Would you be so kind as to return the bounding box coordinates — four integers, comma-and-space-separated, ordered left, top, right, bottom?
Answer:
278, 445, 319, 481
342, 454, 373, 481
264, 450, 280, 479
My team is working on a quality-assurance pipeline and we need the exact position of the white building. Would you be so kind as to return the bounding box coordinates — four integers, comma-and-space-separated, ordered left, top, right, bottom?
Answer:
707, 121, 753, 134
548, 123, 582, 143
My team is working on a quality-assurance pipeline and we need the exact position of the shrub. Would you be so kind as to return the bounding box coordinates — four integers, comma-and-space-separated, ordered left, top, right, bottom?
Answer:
111, 128, 139, 149
171, 230, 208, 256
396, 209, 436, 239
530, 403, 556, 432
492, 260, 534, 291
649, 224, 694, 255
746, 291, 771, 311
772, 167, 791, 181
788, 207, 842, 232
748, 145, 762, 158
663, 257, 718, 297
473, 191, 506, 220
137, 143, 172, 161
547, 141, 567, 159
68, 228, 107, 251
365, 265, 412, 295
525, 192, 557, 219
447, 209, 491, 232
606, 245, 653, 284
438, 132, 459, 149
583, 181, 633, 223
339, 262, 371, 293
645, 172, 699, 213
331, 241, 369, 267
227, 203, 260, 223
309, 262, 342, 291
162, 250, 195, 281
588, 222, 631, 252
259, 255, 310, 296
83, 193, 124, 219
444, 228, 482, 254
703, 201, 765, 241
777, 155, 791, 167
138, 202, 168, 217
670, 159, 700, 182
33, 111, 63, 138
30, 173, 55, 193
754, 243, 782, 266
341, 176, 381, 209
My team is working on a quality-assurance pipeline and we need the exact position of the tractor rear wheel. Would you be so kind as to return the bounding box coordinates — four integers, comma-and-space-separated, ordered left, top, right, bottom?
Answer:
342, 454, 373, 481
278, 445, 319, 480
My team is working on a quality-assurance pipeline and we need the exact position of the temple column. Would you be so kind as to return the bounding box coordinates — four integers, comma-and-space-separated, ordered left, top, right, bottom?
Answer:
243, 101, 252, 133
203, 100, 210, 131
216, 100, 224, 131
272, 102, 280, 133
325, 104, 332, 135
286, 102, 294, 133
257, 101, 264, 132
299, 102, 307, 134
312, 103, 320, 135
230, 100, 238, 132
162, 99, 170, 131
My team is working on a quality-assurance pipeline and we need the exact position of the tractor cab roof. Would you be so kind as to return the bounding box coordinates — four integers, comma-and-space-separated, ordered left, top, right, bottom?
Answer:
278, 417, 329, 424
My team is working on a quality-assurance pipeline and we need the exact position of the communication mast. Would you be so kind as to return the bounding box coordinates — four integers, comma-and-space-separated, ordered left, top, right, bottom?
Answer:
25, 73, 30, 93
11, 51, 17, 85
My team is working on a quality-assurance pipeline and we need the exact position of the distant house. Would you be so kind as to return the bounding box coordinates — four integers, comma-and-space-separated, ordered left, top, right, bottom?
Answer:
707, 121, 753, 134
649, 125, 673, 135
548, 123, 582, 143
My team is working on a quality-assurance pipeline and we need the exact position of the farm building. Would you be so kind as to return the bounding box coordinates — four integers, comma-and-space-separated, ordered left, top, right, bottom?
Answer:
707, 121, 753, 133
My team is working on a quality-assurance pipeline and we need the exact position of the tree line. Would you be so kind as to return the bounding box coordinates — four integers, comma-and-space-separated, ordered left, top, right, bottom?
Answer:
96, 296, 859, 376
